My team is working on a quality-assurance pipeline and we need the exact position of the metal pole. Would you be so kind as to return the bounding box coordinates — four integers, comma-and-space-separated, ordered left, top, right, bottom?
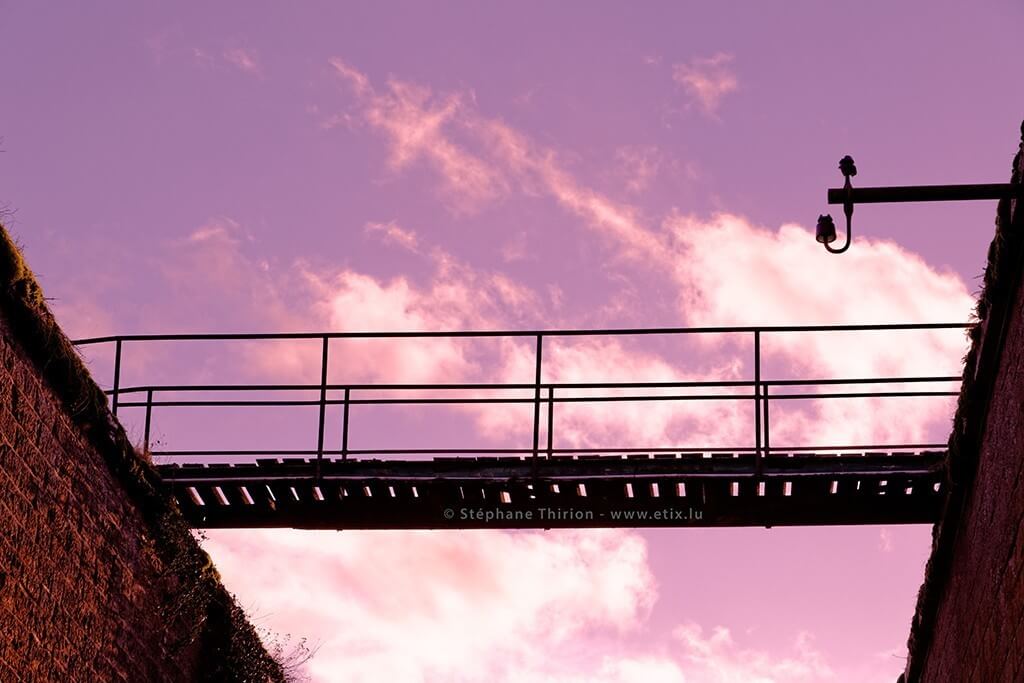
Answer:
763, 386, 770, 461
547, 386, 554, 458
112, 339, 122, 417
316, 336, 329, 480
144, 389, 153, 452
341, 387, 350, 461
828, 183, 1023, 205
532, 335, 544, 462
753, 331, 761, 470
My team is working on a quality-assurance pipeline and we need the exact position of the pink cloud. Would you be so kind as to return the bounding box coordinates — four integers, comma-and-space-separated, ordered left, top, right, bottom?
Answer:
161, 218, 303, 328
365, 220, 420, 252
186, 45, 262, 77
330, 61, 664, 258
672, 53, 739, 116
475, 118, 665, 260
614, 145, 662, 193
163, 207, 970, 453
330, 58, 507, 211
667, 214, 971, 329
203, 528, 655, 682
500, 230, 530, 263
145, 80, 975, 680
474, 336, 750, 451
667, 213, 971, 447
52, 295, 117, 341
165, 218, 748, 450
223, 47, 261, 76
170, 229, 543, 388
202, 527, 844, 683
669, 624, 834, 682
125, 72, 975, 681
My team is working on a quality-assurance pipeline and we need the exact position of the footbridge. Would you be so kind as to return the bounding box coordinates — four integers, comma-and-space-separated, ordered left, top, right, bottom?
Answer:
71, 323, 968, 529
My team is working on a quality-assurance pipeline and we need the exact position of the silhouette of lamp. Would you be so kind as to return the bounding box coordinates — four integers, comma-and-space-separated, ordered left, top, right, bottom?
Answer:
816, 156, 857, 253
816, 122, 1024, 254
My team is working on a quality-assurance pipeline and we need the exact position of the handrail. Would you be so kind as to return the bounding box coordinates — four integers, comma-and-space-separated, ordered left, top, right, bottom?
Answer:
100, 375, 964, 396
71, 321, 970, 346
72, 323, 971, 481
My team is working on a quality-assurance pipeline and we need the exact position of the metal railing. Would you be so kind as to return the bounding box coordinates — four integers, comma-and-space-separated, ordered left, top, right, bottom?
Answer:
72, 323, 970, 479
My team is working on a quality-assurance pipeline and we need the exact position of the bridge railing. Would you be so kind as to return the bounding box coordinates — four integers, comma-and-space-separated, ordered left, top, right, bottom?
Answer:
71, 323, 970, 476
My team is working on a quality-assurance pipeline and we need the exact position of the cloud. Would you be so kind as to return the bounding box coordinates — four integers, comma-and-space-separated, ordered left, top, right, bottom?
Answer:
203, 528, 839, 683
163, 209, 971, 454
181, 44, 262, 77
51, 294, 117, 341
500, 230, 530, 263
203, 528, 656, 682
476, 336, 751, 451
668, 624, 834, 683
365, 220, 420, 252
329, 59, 662, 257
163, 218, 297, 326
667, 214, 971, 329
166, 216, 754, 450
879, 528, 894, 553
329, 59, 507, 211
672, 53, 739, 116
186, 217, 246, 245
474, 118, 665, 259
167, 224, 543, 388
156, 63, 975, 683
615, 145, 662, 193
223, 48, 262, 76
29, 47, 979, 683
667, 213, 971, 447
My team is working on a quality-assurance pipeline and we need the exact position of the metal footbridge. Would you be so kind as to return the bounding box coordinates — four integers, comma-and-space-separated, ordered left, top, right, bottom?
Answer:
72, 323, 967, 529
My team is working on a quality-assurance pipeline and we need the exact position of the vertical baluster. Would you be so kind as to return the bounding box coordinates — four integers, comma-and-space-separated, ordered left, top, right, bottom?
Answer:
754, 331, 762, 477
144, 389, 153, 453
112, 339, 123, 416
532, 334, 544, 465
547, 386, 554, 458
341, 387, 350, 461
316, 336, 329, 481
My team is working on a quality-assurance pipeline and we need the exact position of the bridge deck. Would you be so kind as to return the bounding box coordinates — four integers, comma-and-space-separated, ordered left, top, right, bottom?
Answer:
157, 451, 947, 529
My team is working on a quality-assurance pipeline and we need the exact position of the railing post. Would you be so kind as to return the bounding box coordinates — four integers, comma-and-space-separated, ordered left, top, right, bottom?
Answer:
532, 334, 544, 464
763, 385, 771, 461
753, 331, 762, 476
316, 336, 329, 481
112, 339, 122, 417
143, 389, 153, 453
341, 387, 350, 462
547, 386, 554, 458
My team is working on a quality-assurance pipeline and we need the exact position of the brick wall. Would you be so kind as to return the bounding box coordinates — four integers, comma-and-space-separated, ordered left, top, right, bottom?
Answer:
906, 130, 1024, 681
0, 226, 282, 681
916, 248, 1024, 679
0, 313, 208, 680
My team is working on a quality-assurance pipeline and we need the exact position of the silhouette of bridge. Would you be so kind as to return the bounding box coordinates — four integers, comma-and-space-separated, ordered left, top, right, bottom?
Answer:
72, 323, 967, 529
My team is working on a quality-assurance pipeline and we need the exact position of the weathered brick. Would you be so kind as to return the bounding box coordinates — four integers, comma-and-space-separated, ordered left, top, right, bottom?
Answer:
0, 324, 201, 678
906, 142, 1024, 681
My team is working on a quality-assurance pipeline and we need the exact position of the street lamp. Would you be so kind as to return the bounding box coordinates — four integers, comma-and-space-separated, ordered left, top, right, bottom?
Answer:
817, 156, 857, 253
816, 128, 1024, 254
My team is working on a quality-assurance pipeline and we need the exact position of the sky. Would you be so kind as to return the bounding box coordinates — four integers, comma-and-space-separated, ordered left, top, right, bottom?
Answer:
2, 2, 1024, 681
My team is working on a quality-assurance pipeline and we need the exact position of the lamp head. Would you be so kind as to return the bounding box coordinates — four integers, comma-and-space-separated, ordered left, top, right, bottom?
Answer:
816, 214, 837, 244
838, 155, 857, 178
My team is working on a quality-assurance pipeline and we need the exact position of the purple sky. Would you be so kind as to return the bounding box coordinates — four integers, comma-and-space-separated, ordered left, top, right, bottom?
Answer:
3, 3, 1023, 681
